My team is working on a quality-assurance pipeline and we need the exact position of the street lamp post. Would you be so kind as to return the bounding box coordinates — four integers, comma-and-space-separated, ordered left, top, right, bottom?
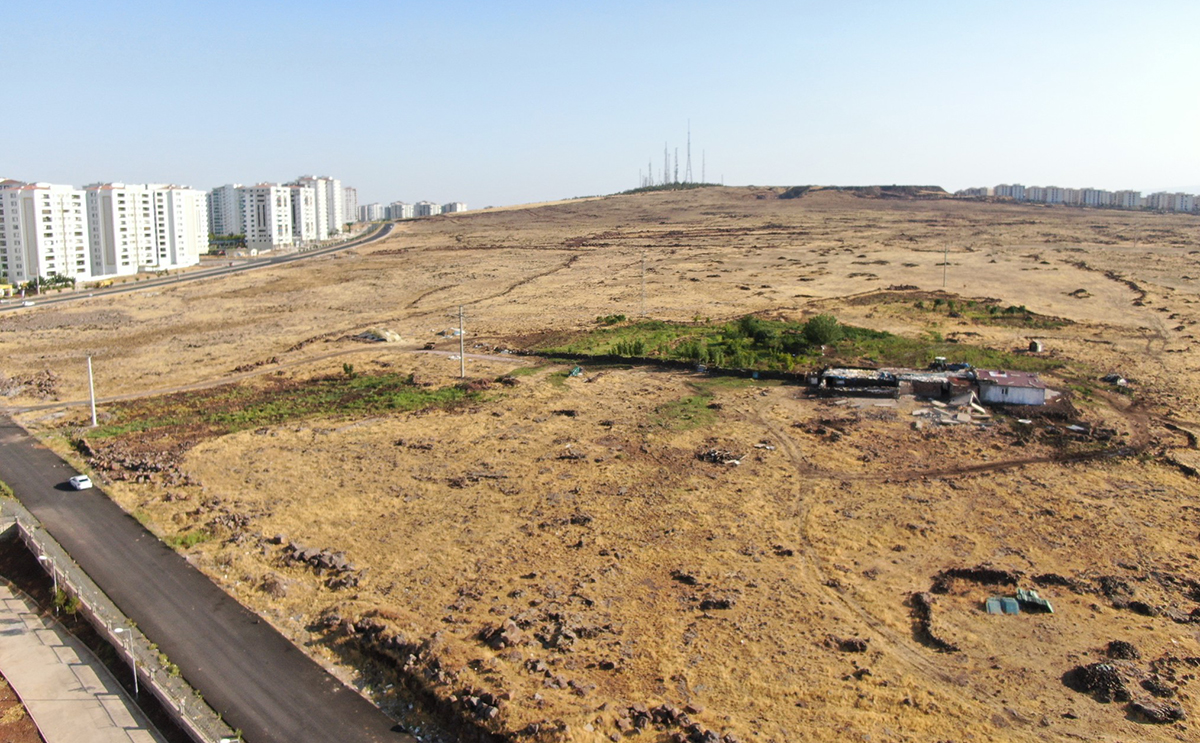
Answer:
113, 626, 138, 695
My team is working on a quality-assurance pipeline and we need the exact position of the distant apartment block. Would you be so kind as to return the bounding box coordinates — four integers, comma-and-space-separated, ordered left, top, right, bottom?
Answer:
241, 184, 293, 251
86, 183, 207, 275
360, 203, 386, 221
415, 201, 441, 217
386, 201, 412, 220
150, 186, 207, 269
207, 183, 243, 237
343, 186, 357, 226
441, 202, 467, 213
0, 181, 92, 283
1113, 190, 1143, 209
993, 184, 1024, 200
290, 176, 331, 238
289, 185, 318, 245
85, 183, 155, 276
966, 182, 1195, 212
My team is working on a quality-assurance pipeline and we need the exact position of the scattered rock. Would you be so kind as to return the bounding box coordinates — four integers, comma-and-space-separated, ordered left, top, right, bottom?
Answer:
1128, 700, 1185, 723
479, 620, 525, 650
1063, 663, 1130, 703
1106, 641, 1140, 660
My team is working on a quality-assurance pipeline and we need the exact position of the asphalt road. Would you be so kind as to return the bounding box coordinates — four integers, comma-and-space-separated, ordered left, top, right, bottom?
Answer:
0, 415, 411, 743
0, 222, 395, 313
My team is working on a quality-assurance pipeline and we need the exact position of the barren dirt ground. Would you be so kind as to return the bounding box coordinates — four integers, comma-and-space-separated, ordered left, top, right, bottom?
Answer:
2, 187, 1200, 742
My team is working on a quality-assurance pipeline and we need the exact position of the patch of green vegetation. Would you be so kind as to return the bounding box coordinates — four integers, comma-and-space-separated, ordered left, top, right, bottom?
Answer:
87, 372, 476, 441
131, 508, 153, 529
651, 390, 718, 430
54, 588, 81, 615
618, 182, 720, 195
164, 530, 212, 550
596, 314, 627, 326
911, 298, 1067, 329
540, 314, 1060, 374
0, 479, 13, 499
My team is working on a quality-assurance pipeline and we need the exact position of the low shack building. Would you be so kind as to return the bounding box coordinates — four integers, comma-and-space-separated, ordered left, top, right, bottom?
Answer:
815, 368, 899, 396
975, 370, 1046, 406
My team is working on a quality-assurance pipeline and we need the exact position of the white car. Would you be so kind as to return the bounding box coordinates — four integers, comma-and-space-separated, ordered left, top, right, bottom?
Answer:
21, 300, 34, 307
68, 475, 93, 490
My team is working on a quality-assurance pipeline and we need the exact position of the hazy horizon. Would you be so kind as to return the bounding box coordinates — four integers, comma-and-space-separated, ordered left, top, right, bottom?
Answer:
7, 1, 1198, 207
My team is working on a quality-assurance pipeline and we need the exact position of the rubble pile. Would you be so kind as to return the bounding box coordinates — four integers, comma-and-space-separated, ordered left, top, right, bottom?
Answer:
695, 447, 741, 465
0, 369, 59, 399
1064, 662, 1130, 703
1106, 640, 1140, 660
280, 541, 363, 589
1128, 700, 1186, 724
612, 703, 740, 743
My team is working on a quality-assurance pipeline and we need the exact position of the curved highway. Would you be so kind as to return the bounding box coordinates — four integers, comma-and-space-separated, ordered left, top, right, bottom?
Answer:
0, 222, 396, 313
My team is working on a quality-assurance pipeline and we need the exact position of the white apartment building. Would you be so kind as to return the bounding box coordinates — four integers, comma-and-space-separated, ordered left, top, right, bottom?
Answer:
393, 202, 414, 219
86, 183, 206, 275
1081, 188, 1112, 207
993, 184, 1025, 200
1025, 186, 1046, 202
291, 176, 345, 236
324, 177, 344, 233
415, 201, 441, 217
360, 203, 386, 221
1113, 190, 1142, 209
207, 183, 243, 237
1044, 186, 1066, 204
441, 202, 467, 213
0, 181, 92, 284
242, 184, 293, 251
150, 185, 207, 269
1147, 192, 1197, 212
85, 183, 156, 277
289, 185, 318, 245
344, 186, 358, 225
291, 176, 330, 238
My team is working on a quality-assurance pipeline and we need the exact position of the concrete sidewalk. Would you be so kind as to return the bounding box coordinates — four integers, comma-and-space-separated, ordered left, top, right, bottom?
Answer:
0, 581, 164, 743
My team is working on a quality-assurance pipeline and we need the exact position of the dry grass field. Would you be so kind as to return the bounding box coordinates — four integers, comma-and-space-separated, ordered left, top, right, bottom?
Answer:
3, 186, 1200, 742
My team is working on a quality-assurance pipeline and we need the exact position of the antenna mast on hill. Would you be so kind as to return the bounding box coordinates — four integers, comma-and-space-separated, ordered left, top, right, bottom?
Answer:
663, 144, 670, 187
685, 121, 693, 183
674, 148, 679, 183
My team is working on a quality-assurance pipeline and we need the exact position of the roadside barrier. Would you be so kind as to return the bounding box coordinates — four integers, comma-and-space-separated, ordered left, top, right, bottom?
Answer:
0, 499, 238, 743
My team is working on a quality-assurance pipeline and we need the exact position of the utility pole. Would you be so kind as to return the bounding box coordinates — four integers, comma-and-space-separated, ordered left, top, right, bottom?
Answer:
458, 306, 465, 379
87, 356, 97, 427
685, 121, 693, 183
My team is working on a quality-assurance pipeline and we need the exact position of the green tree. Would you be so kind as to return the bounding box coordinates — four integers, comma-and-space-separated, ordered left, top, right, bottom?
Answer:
803, 314, 842, 346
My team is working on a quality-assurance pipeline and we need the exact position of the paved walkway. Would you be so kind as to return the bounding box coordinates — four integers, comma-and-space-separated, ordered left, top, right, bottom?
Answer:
0, 581, 164, 743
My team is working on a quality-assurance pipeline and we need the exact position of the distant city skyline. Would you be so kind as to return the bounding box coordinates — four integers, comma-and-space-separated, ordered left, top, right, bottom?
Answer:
6, 1, 1198, 207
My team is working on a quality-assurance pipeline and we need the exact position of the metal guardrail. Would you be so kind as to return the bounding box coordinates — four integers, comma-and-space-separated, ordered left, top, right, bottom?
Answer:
0, 499, 239, 743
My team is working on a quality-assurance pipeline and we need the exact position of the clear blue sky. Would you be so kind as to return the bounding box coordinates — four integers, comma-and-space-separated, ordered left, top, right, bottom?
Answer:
6, 1, 1198, 206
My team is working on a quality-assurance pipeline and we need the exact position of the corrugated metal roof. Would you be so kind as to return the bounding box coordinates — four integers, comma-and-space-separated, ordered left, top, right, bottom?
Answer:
976, 370, 1046, 389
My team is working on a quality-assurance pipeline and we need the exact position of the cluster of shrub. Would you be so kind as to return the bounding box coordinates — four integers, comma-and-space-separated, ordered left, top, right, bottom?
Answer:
610, 314, 847, 370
